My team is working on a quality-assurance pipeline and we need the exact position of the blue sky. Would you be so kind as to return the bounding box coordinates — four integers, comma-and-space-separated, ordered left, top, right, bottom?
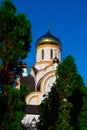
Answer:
0, 0, 87, 85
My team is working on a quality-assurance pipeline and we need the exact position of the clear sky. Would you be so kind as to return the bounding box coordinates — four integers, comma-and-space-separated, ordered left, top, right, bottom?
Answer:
0, 0, 87, 85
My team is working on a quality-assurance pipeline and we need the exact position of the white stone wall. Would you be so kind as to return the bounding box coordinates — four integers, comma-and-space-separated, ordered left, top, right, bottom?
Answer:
35, 63, 58, 87
22, 68, 28, 77
41, 73, 56, 95
36, 45, 61, 62
34, 62, 50, 70
26, 92, 42, 105
22, 114, 39, 128
25, 74, 56, 105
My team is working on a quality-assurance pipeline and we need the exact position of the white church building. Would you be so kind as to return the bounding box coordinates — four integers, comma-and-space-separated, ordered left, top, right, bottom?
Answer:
17, 30, 62, 129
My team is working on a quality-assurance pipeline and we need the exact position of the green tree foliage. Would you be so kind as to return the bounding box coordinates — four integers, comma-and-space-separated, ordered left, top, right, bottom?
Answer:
38, 55, 86, 130
0, 0, 32, 129
38, 86, 60, 130
0, 0, 32, 86
0, 84, 30, 130
78, 87, 87, 130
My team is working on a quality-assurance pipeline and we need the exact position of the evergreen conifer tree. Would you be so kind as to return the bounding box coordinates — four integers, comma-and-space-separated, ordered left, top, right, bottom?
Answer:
0, 84, 30, 130
39, 55, 86, 130
0, 0, 32, 129
77, 87, 87, 130
0, 0, 32, 86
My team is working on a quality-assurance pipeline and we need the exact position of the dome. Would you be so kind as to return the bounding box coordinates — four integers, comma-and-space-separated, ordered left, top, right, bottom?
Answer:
36, 30, 61, 49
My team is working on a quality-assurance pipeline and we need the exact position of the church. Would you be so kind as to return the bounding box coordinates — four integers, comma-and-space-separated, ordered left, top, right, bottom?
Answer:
17, 30, 62, 129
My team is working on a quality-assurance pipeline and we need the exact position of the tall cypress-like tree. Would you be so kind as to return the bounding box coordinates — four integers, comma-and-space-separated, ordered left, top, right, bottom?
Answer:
76, 87, 87, 130
0, 0, 32, 86
0, 0, 31, 129
38, 86, 60, 130
56, 55, 85, 130
39, 55, 86, 130
0, 84, 30, 130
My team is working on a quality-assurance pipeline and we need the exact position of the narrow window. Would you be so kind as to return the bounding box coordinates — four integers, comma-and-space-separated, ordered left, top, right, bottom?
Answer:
55, 49, 57, 58
42, 49, 44, 59
50, 49, 53, 59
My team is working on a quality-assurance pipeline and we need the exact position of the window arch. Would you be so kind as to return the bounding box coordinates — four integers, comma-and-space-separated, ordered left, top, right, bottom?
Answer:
55, 49, 57, 58
42, 49, 44, 59
50, 49, 53, 59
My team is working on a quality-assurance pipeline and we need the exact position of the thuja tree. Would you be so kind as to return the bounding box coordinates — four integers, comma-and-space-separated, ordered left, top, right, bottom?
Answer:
78, 87, 87, 130
38, 86, 60, 130
0, 84, 30, 130
56, 55, 85, 130
0, 0, 32, 129
39, 55, 86, 130
0, 0, 32, 86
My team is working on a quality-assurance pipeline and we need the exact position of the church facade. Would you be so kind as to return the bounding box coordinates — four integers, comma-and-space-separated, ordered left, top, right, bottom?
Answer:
18, 30, 62, 129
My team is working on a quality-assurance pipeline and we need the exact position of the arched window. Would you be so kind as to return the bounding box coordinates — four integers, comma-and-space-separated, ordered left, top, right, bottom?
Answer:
42, 49, 44, 59
55, 49, 57, 58
50, 49, 53, 59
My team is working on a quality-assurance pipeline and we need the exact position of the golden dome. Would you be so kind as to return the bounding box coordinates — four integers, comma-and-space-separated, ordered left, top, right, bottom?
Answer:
36, 30, 61, 49
22, 63, 28, 69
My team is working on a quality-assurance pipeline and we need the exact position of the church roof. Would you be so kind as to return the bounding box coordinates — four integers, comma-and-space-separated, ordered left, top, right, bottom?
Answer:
20, 75, 35, 92
36, 30, 61, 48
27, 105, 39, 114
